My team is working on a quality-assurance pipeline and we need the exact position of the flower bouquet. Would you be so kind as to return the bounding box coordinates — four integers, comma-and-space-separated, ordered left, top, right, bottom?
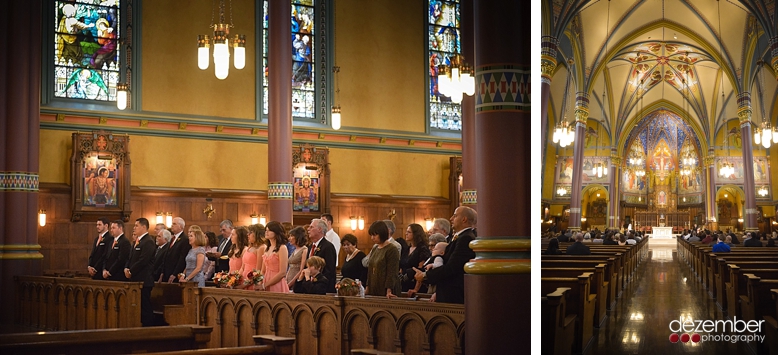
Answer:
244, 269, 264, 288
213, 270, 243, 288
178, 273, 187, 282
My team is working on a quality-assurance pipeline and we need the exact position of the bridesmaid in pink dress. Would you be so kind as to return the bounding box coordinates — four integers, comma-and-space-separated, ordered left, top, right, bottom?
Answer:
227, 227, 248, 287
240, 224, 267, 290
260, 221, 289, 293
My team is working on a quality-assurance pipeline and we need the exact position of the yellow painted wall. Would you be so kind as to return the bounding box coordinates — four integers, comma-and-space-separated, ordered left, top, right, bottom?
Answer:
40, 129, 450, 197
334, 0, 426, 132
329, 148, 450, 197
141, 1, 257, 119
40, 130, 72, 184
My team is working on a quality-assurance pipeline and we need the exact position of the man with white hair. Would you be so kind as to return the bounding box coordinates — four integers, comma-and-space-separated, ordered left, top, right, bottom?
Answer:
160, 217, 191, 283
152, 228, 171, 282
305, 219, 337, 293
430, 218, 452, 242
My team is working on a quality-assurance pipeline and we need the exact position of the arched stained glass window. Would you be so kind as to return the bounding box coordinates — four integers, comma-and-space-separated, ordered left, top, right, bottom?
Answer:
428, 0, 461, 131
53, 0, 121, 102
263, 0, 316, 119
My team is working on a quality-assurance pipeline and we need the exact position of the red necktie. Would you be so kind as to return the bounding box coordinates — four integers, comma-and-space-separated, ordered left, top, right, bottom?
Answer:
170, 236, 177, 247
310, 243, 316, 257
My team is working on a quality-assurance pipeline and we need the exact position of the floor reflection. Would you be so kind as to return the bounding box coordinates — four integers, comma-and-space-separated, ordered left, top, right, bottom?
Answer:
587, 238, 753, 354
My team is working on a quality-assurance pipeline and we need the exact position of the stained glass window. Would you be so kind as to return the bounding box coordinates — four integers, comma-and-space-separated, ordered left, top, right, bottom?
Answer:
429, 0, 461, 131
263, 0, 316, 119
54, 0, 120, 102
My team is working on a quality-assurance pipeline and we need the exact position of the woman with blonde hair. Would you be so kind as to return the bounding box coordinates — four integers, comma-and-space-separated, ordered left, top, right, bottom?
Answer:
181, 225, 207, 287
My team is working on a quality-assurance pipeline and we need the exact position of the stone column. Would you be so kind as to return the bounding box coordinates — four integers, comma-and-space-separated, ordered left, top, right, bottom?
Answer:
608, 151, 620, 230
567, 93, 590, 232
465, 1, 530, 353
460, 0, 477, 210
540, 36, 558, 165
0, 1, 43, 325
737, 93, 758, 231
267, 0, 293, 224
705, 152, 717, 229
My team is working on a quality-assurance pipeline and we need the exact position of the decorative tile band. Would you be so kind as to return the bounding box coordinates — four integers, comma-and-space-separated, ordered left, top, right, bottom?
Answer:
0, 172, 39, 192
267, 182, 293, 200
475, 65, 529, 113
461, 190, 477, 205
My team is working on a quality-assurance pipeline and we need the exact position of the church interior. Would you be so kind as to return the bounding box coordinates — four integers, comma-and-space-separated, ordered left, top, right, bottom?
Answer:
541, 0, 778, 353
0, 1, 528, 354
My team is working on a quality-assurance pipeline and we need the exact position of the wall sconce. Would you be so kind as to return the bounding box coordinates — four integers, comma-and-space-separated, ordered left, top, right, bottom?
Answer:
425, 218, 434, 231
581, 217, 587, 222
155, 212, 164, 225
165, 212, 173, 228
738, 218, 744, 223
259, 214, 267, 226
38, 210, 46, 227
350, 216, 357, 231
358, 216, 365, 230
250, 212, 259, 225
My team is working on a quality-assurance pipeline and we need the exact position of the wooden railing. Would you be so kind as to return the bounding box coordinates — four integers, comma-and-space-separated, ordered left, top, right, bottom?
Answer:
197, 288, 465, 355
15, 276, 143, 331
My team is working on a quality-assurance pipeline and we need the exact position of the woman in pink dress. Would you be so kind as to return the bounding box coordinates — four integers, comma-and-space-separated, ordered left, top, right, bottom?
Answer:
227, 226, 248, 275
240, 224, 266, 290
260, 221, 289, 293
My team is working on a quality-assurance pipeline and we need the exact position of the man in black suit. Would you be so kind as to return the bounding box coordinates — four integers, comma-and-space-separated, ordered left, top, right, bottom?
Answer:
207, 219, 233, 274
566, 233, 592, 255
87, 217, 111, 280
152, 228, 171, 281
744, 232, 763, 247
102, 220, 131, 281
414, 206, 477, 304
305, 219, 337, 293
557, 231, 571, 243
161, 217, 191, 282
124, 218, 156, 326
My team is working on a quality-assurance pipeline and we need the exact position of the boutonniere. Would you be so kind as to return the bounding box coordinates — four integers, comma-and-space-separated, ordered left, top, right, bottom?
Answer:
311, 276, 318, 283
315, 247, 321, 253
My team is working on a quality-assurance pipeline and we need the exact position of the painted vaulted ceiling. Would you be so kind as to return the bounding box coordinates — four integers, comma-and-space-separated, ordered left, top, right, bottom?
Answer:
543, 0, 778, 155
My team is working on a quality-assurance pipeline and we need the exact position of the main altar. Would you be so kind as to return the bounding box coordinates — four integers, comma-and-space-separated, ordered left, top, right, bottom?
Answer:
652, 226, 674, 239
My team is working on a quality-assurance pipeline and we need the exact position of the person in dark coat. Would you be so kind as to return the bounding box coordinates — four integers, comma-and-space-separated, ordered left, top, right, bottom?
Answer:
545, 238, 563, 255
102, 220, 131, 281
293, 256, 329, 295
124, 218, 156, 326
744, 232, 763, 247
566, 233, 591, 255
87, 217, 111, 280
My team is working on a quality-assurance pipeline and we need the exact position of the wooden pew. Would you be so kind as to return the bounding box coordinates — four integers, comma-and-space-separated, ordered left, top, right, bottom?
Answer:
765, 289, 778, 355
541, 264, 607, 328
151, 281, 198, 325
0, 325, 213, 354
726, 266, 778, 319
542, 255, 618, 308
741, 274, 778, 354
143, 335, 295, 355
542, 287, 576, 355
712, 256, 778, 309
541, 273, 596, 354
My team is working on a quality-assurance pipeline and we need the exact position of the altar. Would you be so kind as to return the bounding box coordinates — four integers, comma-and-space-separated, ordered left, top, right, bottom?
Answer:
651, 226, 674, 239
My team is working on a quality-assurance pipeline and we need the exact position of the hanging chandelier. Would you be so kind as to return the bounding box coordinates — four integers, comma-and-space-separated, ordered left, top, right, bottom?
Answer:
197, 0, 246, 80
635, 169, 646, 177
591, 162, 608, 178
437, 55, 475, 104
719, 160, 735, 177
553, 121, 575, 147
557, 186, 567, 196
758, 186, 769, 197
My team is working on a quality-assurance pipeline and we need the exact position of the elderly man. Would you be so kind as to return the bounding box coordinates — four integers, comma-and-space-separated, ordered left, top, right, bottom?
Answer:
321, 214, 341, 267
430, 218, 452, 242
566, 233, 592, 255
161, 217, 191, 282
88, 217, 111, 280
306, 219, 337, 293
152, 228, 171, 282
207, 220, 233, 274
414, 206, 477, 304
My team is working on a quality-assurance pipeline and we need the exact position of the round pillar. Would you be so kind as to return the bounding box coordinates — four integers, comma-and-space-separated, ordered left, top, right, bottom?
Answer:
737, 93, 758, 231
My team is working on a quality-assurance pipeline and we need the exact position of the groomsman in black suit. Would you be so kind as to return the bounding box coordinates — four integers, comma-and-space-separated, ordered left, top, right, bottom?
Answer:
304, 219, 337, 293
87, 217, 111, 280
207, 220, 233, 274
161, 217, 191, 283
102, 220, 131, 281
124, 218, 156, 326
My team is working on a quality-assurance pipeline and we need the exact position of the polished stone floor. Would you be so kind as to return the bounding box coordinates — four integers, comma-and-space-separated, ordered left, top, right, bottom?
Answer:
587, 238, 756, 354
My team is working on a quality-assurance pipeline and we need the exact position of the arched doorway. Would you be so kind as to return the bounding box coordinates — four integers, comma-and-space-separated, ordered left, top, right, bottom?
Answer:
581, 184, 609, 231
716, 185, 745, 232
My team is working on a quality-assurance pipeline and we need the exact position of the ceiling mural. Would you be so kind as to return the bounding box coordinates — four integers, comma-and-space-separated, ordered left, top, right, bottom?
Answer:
625, 109, 702, 164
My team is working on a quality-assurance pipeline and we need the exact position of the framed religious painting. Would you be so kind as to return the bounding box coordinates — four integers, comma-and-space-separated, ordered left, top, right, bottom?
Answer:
70, 130, 132, 222
291, 144, 330, 224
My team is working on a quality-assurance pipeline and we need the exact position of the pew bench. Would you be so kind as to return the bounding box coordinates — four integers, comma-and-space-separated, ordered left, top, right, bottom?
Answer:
151, 281, 198, 326
542, 264, 608, 327
0, 325, 213, 354
542, 287, 576, 355
541, 274, 596, 354
143, 334, 295, 355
